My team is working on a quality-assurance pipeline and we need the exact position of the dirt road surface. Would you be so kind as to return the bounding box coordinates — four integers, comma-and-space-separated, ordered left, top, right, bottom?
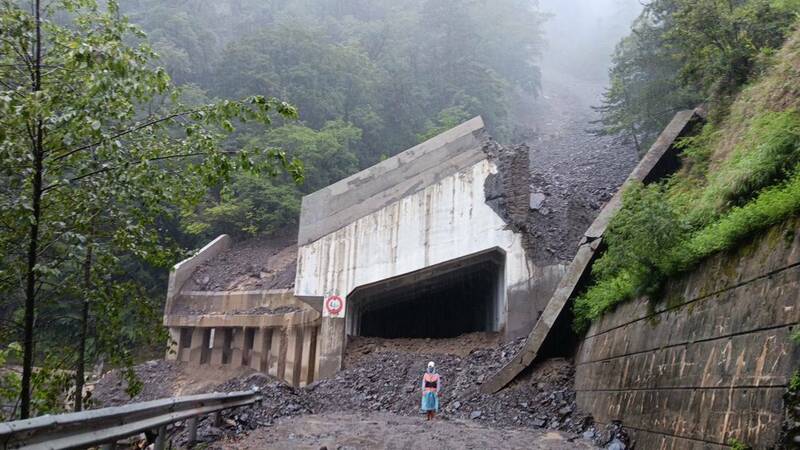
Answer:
221, 412, 597, 450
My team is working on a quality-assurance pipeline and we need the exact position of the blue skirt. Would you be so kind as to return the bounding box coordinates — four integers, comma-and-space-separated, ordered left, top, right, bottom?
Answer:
421, 391, 439, 412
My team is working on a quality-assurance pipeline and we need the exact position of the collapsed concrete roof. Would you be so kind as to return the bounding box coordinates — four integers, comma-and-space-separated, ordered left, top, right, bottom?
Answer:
298, 116, 488, 246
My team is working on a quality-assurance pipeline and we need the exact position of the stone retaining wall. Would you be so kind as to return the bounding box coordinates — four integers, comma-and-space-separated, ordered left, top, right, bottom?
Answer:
575, 218, 800, 449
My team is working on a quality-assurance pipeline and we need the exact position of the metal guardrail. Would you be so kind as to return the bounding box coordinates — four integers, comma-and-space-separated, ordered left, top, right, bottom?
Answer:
0, 388, 262, 449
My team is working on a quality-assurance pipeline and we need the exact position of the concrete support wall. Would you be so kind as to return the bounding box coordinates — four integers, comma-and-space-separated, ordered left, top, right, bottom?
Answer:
165, 323, 321, 387
318, 317, 346, 379
164, 235, 231, 317
300, 326, 317, 386
574, 218, 800, 449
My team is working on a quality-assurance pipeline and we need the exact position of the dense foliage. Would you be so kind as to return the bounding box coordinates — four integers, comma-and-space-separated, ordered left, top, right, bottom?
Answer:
574, 25, 800, 330
120, 0, 547, 239
0, 0, 301, 418
596, 0, 800, 151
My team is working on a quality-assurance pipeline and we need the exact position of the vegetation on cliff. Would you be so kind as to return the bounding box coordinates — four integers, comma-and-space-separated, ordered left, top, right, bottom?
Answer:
575, 23, 800, 330
596, 0, 800, 151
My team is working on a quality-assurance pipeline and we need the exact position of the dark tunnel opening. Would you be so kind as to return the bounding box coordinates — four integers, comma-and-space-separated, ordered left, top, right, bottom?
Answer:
351, 251, 503, 339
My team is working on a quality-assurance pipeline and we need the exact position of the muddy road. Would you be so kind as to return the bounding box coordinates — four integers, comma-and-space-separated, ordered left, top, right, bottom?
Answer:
221, 412, 596, 450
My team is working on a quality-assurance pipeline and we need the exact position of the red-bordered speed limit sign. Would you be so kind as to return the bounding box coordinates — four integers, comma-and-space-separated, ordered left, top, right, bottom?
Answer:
324, 295, 345, 318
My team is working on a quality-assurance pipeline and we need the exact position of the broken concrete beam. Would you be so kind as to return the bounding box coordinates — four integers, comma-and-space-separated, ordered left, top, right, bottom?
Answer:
481, 109, 704, 394
481, 240, 600, 393
583, 109, 702, 241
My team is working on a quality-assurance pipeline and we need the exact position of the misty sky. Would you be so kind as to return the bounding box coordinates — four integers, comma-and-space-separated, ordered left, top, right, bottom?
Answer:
539, 0, 643, 81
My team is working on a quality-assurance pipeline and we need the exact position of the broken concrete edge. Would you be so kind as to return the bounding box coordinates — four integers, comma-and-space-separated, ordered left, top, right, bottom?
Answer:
481, 108, 704, 394
480, 240, 599, 393
164, 234, 232, 322
297, 116, 488, 246
583, 108, 703, 240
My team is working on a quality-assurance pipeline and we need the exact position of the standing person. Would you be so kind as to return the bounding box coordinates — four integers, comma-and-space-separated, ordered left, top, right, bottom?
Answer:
421, 361, 441, 420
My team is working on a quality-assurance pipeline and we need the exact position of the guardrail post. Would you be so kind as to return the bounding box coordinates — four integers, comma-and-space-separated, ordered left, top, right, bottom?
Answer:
187, 417, 198, 445
212, 411, 223, 427
154, 425, 167, 450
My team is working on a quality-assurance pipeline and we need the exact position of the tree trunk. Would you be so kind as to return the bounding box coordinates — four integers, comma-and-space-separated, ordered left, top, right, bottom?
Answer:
74, 237, 92, 412
21, 0, 43, 420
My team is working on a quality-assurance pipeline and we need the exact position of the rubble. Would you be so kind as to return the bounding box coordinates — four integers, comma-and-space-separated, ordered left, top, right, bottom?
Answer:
187, 235, 297, 291
94, 334, 606, 447
508, 68, 639, 265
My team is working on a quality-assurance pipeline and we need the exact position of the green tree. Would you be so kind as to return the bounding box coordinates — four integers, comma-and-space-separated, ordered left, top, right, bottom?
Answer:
186, 120, 360, 238
0, 0, 300, 418
598, 0, 800, 149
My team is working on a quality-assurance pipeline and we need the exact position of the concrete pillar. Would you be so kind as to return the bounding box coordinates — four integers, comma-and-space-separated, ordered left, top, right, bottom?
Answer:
165, 327, 181, 361
231, 327, 245, 367
210, 328, 225, 366
314, 325, 322, 380
261, 328, 273, 373
268, 327, 283, 378
284, 327, 303, 386
249, 328, 262, 371
299, 326, 317, 386
188, 327, 205, 366
317, 317, 346, 379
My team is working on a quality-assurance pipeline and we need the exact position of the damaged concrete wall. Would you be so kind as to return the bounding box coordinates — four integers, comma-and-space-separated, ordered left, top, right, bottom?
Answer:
575, 218, 800, 449
295, 117, 565, 377
296, 158, 535, 328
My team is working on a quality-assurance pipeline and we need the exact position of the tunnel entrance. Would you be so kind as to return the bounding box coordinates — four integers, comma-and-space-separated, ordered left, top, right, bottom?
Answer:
348, 249, 504, 339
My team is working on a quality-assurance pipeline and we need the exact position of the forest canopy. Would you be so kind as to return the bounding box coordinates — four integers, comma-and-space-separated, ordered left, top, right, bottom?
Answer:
123, 0, 548, 239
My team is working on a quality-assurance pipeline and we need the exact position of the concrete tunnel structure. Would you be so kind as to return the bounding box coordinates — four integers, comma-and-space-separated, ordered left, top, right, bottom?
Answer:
294, 116, 566, 378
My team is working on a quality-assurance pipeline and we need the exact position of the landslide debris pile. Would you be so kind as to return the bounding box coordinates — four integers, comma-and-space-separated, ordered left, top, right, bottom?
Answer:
95, 333, 612, 448
304, 335, 590, 435
513, 69, 640, 265
94, 334, 598, 447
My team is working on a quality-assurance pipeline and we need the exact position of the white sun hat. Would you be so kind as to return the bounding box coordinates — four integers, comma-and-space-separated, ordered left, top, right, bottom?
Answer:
427, 361, 435, 369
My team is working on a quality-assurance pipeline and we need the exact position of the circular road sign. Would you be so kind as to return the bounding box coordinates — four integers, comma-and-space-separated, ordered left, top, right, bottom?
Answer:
325, 295, 344, 317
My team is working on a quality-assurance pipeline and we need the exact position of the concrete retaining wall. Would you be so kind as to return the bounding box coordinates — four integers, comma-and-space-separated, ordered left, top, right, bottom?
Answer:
167, 323, 320, 387
575, 218, 800, 449
163, 236, 323, 387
